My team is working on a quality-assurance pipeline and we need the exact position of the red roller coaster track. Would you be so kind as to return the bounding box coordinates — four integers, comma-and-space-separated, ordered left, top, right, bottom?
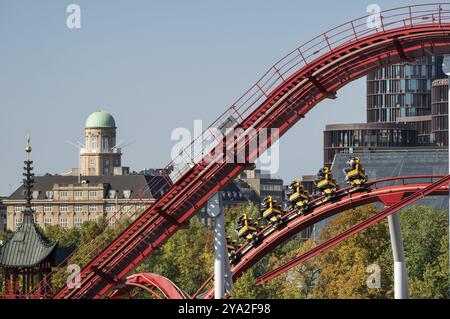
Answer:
48, 4, 450, 299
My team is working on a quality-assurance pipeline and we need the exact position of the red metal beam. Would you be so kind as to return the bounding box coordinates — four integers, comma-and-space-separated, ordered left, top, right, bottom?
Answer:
255, 175, 450, 285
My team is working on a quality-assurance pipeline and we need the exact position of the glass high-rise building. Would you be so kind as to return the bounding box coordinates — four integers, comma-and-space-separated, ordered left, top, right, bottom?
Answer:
367, 56, 445, 144
431, 78, 448, 147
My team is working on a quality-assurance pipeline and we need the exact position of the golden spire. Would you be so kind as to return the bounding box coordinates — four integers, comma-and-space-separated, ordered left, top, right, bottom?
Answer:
25, 134, 32, 160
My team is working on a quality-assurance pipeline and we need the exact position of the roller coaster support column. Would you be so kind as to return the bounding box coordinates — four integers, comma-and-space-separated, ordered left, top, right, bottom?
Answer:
207, 192, 232, 299
443, 55, 450, 299
388, 213, 409, 299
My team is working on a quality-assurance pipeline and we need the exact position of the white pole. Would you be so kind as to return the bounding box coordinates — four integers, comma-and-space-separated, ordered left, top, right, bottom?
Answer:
207, 192, 227, 299
442, 56, 450, 299
214, 210, 226, 299
388, 213, 409, 299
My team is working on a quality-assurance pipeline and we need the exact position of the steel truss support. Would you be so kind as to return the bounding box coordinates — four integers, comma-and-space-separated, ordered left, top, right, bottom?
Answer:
256, 175, 450, 285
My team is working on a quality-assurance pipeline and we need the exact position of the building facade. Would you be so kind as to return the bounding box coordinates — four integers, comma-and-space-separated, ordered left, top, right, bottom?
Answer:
237, 169, 284, 204
323, 123, 418, 167
366, 56, 445, 144
431, 78, 449, 147
3, 175, 169, 231
0, 198, 6, 231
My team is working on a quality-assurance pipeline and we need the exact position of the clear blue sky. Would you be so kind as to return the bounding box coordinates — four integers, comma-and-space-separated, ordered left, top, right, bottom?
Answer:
0, 0, 429, 195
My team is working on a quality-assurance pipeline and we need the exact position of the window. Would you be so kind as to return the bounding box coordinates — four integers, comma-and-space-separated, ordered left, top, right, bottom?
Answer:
123, 205, 131, 214
89, 204, 98, 212
89, 159, 96, 168
106, 204, 116, 213
60, 218, 68, 229
103, 136, 109, 151
108, 190, 117, 199
91, 136, 97, 151
74, 218, 83, 228
60, 191, 68, 198
60, 204, 68, 212
89, 191, 97, 198
14, 205, 22, 213
123, 190, 131, 199
74, 191, 83, 198
108, 218, 116, 227
32, 190, 40, 199
74, 204, 83, 213
15, 217, 23, 228
44, 204, 52, 213
44, 218, 52, 227
103, 159, 110, 175
31, 204, 36, 212
46, 191, 54, 199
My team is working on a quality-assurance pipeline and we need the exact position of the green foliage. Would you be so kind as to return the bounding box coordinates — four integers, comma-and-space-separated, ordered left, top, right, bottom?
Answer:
135, 218, 214, 295
311, 204, 448, 299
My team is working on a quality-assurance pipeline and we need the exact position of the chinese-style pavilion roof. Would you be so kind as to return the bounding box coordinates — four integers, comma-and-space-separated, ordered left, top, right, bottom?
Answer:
0, 209, 57, 268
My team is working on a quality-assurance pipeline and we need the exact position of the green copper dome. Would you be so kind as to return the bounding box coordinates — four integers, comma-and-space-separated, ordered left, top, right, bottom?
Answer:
85, 111, 116, 129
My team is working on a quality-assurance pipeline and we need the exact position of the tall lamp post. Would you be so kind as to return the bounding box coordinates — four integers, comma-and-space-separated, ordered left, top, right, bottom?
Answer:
442, 55, 450, 299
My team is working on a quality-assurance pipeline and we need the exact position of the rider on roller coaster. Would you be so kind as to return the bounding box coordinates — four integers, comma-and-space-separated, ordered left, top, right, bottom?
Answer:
260, 195, 284, 223
287, 181, 311, 212
314, 167, 339, 198
344, 156, 368, 187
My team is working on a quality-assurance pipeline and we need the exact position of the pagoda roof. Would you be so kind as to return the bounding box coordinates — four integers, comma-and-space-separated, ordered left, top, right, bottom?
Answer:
0, 211, 58, 268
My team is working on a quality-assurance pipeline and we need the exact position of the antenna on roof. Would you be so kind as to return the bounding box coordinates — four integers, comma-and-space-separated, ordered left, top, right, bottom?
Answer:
112, 139, 136, 152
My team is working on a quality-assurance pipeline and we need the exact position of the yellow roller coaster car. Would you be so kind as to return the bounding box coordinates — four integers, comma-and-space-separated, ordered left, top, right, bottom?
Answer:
315, 167, 339, 198
236, 213, 258, 241
226, 236, 238, 258
260, 196, 283, 223
345, 157, 368, 187
287, 181, 311, 211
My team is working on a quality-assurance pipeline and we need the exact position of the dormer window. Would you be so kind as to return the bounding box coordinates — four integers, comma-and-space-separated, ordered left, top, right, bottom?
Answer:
46, 191, 54, 199
108, 190, 117, 199
123, 190, 131, 199
32, 190, 40, 199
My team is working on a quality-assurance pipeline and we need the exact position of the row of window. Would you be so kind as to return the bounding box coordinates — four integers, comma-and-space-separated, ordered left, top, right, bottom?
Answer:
38, 189, 132, 200
15, 216, 96, 229
367, 58, 440, 80
85, 135, 116, 152
261, 184, 283, 192
13, 204, 147, 213
367, 79, 433, 95
367, 93, 432, 110
59, 190, 98, 198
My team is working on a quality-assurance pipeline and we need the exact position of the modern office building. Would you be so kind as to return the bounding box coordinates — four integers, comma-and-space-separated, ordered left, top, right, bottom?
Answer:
323, 123, 418, 167
367, 56, 445, 144
323, 56, 447, 166
431, 78, 449, 147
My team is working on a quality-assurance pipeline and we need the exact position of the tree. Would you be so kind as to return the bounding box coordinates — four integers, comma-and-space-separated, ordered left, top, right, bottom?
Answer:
135, 218, 214, 295
311, 204, 448, 299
